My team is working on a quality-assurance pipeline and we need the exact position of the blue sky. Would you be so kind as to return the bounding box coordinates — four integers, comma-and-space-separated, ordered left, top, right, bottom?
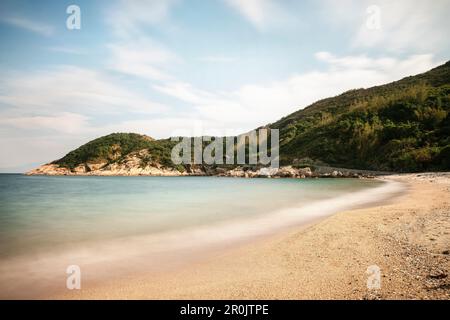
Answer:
0, 0, 450, 172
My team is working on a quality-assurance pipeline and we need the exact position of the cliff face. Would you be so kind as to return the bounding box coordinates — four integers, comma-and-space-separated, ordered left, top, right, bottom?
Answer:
27, 161, 378, 179
26, 163, 188, 176
26, 149, 189, 176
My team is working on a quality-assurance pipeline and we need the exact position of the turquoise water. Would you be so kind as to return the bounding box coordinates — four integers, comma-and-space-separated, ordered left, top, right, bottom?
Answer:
0, 174, 382, 259
0, 174, 402, 298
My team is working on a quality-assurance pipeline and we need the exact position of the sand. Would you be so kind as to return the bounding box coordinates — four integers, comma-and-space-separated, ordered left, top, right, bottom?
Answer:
58, 173, 450, 300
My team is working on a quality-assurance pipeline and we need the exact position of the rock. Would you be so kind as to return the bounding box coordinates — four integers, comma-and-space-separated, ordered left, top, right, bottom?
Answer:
298, 167, 312, 177
214, 167, 227, 175
72, 164, 87, 173
26, 155, 321, 179
246, 171, 258, 178
203, 166, 216, 176
257, 167, 278, 177
274, 166, 297, 178
26, 164, 71, 175
427, 271, 447, 279
226, 167, 246, 177
86, 161, 107, 172
331, 170, 344, 177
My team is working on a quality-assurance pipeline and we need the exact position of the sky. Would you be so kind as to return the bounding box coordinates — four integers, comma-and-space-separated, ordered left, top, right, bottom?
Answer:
0, 0, 450, 172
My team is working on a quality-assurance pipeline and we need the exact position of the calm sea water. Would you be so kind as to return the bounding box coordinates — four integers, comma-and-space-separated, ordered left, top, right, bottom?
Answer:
0, 174, 400, 298
0, 174, 382, 258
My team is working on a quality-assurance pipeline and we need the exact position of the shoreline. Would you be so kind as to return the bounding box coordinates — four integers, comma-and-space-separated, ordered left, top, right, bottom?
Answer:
25, 163, 387, 179
54, 174, 450, 300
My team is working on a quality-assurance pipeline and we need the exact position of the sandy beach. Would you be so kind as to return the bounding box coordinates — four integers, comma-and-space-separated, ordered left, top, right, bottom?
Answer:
57, 173, 450, 300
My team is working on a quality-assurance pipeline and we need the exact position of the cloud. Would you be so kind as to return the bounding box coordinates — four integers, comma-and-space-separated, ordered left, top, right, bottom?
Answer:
355, 0, 450, 51
314, 52, 440, 75
153, 53, 442, 131
199, 55, 237, 63
0, 65, 168, 116
108, 38, 178, 81
153, 81, 219, 105
0, 113, 90, 134
0, 16, 54, 36
104, 1, 181, 81
223, 0, 288, 30
322, 0, 450, 52
102, 117, 244, 139
105, 0, 179, 37
0, 64, 170, 169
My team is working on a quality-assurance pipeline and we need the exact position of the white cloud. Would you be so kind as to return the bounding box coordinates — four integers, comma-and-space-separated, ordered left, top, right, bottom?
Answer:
1, 16, 54, 36
108, 38, 178, 81
0, 65, 173, 169
102, 117, 244, 139
104, 1, 180, 82
0, 66, 168, 115
153, 81, 219, 105
322, 0, 450, 52
105, 0, 179, 37
153, 53, 442, 131
224, 0, 288, 30
314, 52, 439, 75
199, 55, 237, 63
0, 113, 90, 134
355, 0, 450, 51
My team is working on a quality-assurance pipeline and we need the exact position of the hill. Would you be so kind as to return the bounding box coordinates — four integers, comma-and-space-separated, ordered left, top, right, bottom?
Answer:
272, 61, 450, 171
29, 61, 450, 175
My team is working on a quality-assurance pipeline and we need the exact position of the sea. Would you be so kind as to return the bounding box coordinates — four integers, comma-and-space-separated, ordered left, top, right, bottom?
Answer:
0, 174, 403, 298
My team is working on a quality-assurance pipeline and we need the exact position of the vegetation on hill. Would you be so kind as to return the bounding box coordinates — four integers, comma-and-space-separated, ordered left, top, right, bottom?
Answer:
272, 62, 450, 172
54, 133, 177, 169
53, 61, 450, 173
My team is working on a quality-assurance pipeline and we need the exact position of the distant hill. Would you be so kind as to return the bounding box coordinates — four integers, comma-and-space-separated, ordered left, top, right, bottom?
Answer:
54, 133, 172, 168
31, 61, 450, 174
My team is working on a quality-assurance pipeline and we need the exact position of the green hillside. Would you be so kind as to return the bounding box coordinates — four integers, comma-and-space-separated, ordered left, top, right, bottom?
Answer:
53, 61, 450, 173
272, 61, 450, 171
54, 133, 177, 169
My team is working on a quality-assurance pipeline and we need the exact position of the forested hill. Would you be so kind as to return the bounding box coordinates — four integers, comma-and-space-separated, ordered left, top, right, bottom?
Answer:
46, 61, 450, 174
271, 61, 450, 171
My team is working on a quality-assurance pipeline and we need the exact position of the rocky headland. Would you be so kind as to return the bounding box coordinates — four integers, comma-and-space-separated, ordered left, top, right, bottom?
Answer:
26, 160, 378, 179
